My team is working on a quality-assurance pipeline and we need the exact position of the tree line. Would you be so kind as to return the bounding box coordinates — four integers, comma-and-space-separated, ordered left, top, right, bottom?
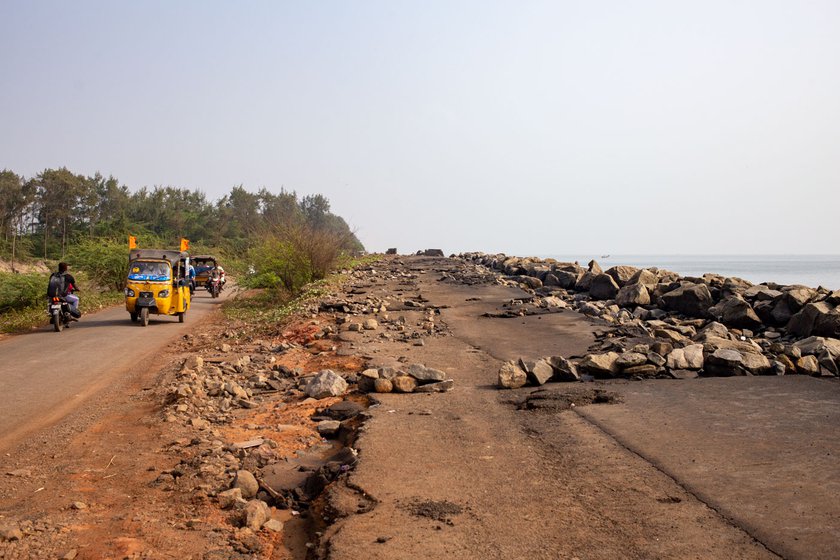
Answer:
0, 167, 363, 265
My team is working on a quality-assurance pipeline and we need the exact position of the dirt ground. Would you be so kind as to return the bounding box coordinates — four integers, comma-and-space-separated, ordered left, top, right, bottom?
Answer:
2, 256, 837, 559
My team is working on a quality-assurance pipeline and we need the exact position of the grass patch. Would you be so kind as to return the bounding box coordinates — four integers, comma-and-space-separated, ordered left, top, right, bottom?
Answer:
0, 270, 124, 333
222, 254, 383, 335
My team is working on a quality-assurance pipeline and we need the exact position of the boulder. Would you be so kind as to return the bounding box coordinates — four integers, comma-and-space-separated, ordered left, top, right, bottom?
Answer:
715, 295, 763, 329
770, 299, 794, 326
704, 349, 746, 376
784, 286, 816, 312
243, 499, 271, 531
392, 375, 417, 393
498, 361, 527, 389
659, 283, 714, 318
552, 270, 582, 290
693, 321, 730, 342
628, 269, 658, 287
548, 356, 579, 381
605, 265, 639, 287
616, 284, 650, 308
373, 378, 393, 393
667, 344, 704, 370
786, 302, 834, 338
589, 274, 620, 300
616, 352, 647, 369
793, 336, 840, 357
305, 370, 348, 399
796, 355, 820, 376
575, 271, 597, 292
233, 470, 260, 499
523, 358, 554, 386
579, 352, 621, 377
218, 488, 245, 509
623, 364, 659, 377
588, 259, 603, 274
813, 306, 840, 339
744, 286, 783, 301
407, 364, 447, 382
414, 380, 455, 392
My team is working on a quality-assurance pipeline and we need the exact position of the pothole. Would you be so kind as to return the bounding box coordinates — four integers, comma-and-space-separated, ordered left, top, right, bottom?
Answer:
515, 387, 622, 412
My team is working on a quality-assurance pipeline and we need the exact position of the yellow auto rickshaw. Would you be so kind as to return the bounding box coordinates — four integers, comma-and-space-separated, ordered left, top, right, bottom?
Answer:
125, 249, 191, 326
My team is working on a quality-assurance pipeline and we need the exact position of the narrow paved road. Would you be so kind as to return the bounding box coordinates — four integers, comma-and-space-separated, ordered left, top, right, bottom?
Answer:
0, 289, 228, 451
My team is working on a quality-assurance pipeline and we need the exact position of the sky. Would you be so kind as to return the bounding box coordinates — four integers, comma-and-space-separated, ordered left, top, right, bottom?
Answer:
1, 1, 838, 255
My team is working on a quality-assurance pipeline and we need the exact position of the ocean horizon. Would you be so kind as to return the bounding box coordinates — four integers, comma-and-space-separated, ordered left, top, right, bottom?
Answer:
541, 254, 840, 291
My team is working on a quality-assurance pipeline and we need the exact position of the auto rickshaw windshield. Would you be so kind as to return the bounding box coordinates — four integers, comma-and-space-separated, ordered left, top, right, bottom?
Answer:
128, 261, 171, 282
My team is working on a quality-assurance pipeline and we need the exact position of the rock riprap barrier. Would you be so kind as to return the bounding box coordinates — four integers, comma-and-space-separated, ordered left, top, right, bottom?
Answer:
454, 253, 840, 384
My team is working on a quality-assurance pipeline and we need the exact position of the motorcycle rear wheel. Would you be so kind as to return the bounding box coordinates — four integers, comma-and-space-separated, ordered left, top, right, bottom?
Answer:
53, 311, 62, 332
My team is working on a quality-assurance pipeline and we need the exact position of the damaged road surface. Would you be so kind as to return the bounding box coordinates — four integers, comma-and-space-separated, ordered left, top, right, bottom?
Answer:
2, 255, 838, 559
322, 256, 837, 560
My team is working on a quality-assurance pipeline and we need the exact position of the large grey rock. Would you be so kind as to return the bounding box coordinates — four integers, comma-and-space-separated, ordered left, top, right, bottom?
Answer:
744, 285, 783, 301
407, 364, 447, 382
616, 352, 647, 369
704, 349, 746, 376
615, 283, 650, 308
548, 356, 579, 381
770, 299, 794, 326
660, 283, 714, 318
579, 352, 621, 377
498, 361, 527, 389
793, 336, 840, 357
575, 271, 597, 292
628, 268, 658, 287
233, 470, 260, 499
606, 265, 640, 287
589, 274, 620, 300
786, 302, 834, 338
784, 286, 816, 312
693, 321, 730, 342
305, 370, 348, 399
715, 295, 763, 329
552, 270, 582, 289
813, 306, 840, 339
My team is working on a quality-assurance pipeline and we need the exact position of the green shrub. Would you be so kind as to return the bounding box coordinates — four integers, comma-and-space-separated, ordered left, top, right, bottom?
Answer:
0, 272, 49, 312
66, 238, 130, 290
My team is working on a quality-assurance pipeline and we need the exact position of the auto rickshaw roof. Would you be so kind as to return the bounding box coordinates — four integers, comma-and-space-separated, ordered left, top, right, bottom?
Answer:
129, 249, 189, 264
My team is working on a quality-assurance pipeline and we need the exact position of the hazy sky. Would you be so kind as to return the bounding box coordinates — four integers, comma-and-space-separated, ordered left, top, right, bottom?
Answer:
1, 1, 838, 255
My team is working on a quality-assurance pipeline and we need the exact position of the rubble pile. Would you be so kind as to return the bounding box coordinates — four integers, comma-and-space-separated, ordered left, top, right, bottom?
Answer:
454, 253, 840, 385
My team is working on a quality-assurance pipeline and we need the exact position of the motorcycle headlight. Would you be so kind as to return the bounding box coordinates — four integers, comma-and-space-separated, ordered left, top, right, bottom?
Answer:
158, 289, 170, 298
124, 288, 135, 297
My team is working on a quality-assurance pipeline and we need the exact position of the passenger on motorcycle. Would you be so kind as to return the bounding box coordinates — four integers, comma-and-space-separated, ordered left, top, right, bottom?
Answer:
215, 265, 226, 286
49, 262, 81, 319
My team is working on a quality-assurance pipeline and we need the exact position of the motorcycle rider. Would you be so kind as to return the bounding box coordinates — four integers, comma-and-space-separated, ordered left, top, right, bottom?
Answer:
51, 262, 82, 319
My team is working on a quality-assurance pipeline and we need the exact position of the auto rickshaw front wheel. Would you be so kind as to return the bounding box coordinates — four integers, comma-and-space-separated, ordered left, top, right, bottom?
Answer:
140, 307, 149, 327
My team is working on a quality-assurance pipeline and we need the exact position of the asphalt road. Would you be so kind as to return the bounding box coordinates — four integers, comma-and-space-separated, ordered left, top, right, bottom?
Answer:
0, 288, 228, 451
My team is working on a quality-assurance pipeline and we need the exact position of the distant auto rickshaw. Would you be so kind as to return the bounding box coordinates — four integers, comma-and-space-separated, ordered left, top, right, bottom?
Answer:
125, 249, 191, 326
191, 255, 218, 289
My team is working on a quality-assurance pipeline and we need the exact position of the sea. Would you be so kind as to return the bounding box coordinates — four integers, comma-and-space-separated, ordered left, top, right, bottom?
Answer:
541, 255, 840, 291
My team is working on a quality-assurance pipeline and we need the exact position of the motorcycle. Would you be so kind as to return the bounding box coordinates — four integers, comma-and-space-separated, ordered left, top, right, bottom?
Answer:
48, 297, 73, 332
206, 276, 222, 298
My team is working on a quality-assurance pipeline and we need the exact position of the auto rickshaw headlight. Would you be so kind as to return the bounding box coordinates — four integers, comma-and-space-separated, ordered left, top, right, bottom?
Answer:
158, 289, 170, 298
124, 288, 135, 297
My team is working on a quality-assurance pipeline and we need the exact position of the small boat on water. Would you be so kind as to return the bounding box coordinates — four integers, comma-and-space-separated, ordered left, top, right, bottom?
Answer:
600, 254, 610, 259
